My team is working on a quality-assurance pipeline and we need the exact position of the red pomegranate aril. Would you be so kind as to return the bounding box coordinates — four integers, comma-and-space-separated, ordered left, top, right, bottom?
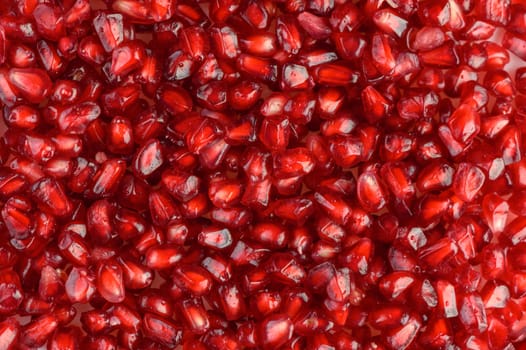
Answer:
312, 62, 358, 86
330, 2, 361, 32
88, 159, 126, 198
42, 155, 73, 178
416, 162, 454, 193
407, 26, 446, 52
332, 32, 366, 62
56, 101, 101, 135
8, 68, 52, 104
362, 86, 392, 123
419, 42, 460, 68
251, 290, 282, 318
0, 171, 28, 199
164, 50, 194, 81
8, 43, 37, 68
236, 54, 277, 83
101, 85, 141, 115
48, 328, 79, 350
178, 26, 210, 63
373, 9, 408, 38
216, 282, 245, 321
1, 195, 34, 240
111, 41, 145, 77
142, 313, 182, 347
65, 267, 95, 303
452, 163, 485, 202
57, 35, 78, 60
179, 298, 210, 334
210, 26, 239, 59
157, 83, 193, 115
197, 225, 232, 250
481, 42, 509, 70
296, 11, 332, 40
36, 40, 65, 78
266, 252, 306, 285
0, 318, 19, 349
240, 32, 278, 58
134, 226, 165, 254
58, 228, 90, 266
137, 290, 173, 319
483, 70, 515, 97
258, 313, 294, 349
230, 240, 270, 266
435, 280, 459, 318
370, 33, 396, 75
132, 139, 164, 179
0, 16, 38, 43
242, 0, 272, 28
145, 245, 182, 270
114, 207, 146, 240
357, 171, 389, 213
51, 80, 81, 106
78, 36, 106, 65
180, 192, 209, 218
385, 314, 421, 349
80, 309, 114, 335
38, 265, 62, 301
201, 254, 231, 283
275, 16, 302, 55
92, 12, 124, 52
172, 265, 212, 296
227, 80, 262, 112
3, 105, 39, 130
21, 314, 58, 347
31, 177, 72, 218
502, 31, 526, 60
475, 0, 510, 26
96, 259, 125, 304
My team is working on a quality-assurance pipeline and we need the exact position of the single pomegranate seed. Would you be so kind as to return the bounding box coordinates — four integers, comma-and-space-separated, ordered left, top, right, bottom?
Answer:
258, 313, 294, 349
21, 314, 58, 347
0, 318, 19, 349
88, 159, 126, 198
111, 41, 145, 77
145, 245, 183, 270
8, 68, 52, 104
452, 163, 486, 202
7, 43, 37, 68
31, 177, 73, 218
142, 313, 183, 347
96, 259, 125, 304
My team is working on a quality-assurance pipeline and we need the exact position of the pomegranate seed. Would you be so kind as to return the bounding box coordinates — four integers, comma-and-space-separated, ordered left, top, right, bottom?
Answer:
258, 313, 294, 349
96, 259, 125, 304
111, 41, 145, 77
142, 313, 183, 347
297, 12, 332, 40
8, 43, 37, 68
0, 318, 19, 349
453, 163, 486, 202
330, 3, 361, 32
78, 36, 106, 65
236, 54, 277, 83
8, 68, 52, 104
21, 314, 58, 347
31, 177, 73, 218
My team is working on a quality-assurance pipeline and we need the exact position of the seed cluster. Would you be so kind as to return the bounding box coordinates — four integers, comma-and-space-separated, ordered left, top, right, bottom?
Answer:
0, 0, 525, 349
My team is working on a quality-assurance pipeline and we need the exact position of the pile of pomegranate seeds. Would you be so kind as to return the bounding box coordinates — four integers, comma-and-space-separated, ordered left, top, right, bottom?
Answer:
1, 0, 526, 348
